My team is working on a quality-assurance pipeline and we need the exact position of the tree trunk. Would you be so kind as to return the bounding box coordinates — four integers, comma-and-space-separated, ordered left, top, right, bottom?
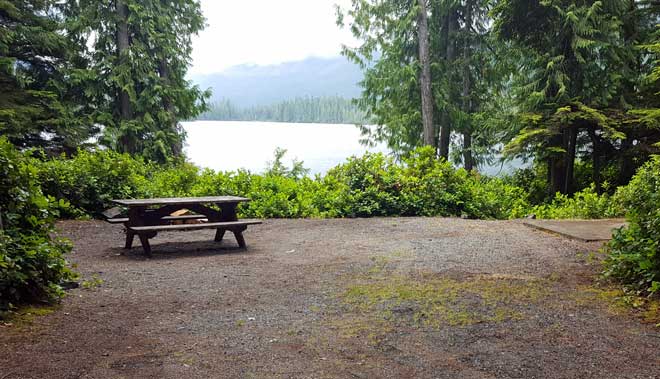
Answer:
549, 132, 566, 195
417, 0, 434, 147
587, 127, 601, 194
463, 132, 473, 171
461, 0, 474, 171
116, 0, 134, 153
438, 10, 457, 160
619, 138, 635, 185
564, 127, 578, 195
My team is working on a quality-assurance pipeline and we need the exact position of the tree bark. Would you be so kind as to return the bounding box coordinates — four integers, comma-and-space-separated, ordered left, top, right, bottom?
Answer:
619, 138, 635, 184
438, 10, 457, 160
463, 132, 473, 171
417, 0, 434, 147
564, 127, 578, 195
461, 0, 474, 171
116, 0, 134, 153
587, 127, 601, 194
549, 132, 566, 195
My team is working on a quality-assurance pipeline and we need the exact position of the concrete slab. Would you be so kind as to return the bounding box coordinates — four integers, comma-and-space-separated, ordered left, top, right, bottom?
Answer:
521, 218, 628, 242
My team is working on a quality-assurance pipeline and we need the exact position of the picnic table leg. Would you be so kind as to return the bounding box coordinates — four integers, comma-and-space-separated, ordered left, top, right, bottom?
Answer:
213, 202, 239, 245
138, 234, 152, 257
124, 229, 135, 249
233, 226, 247, 248
233, 231, 246, 248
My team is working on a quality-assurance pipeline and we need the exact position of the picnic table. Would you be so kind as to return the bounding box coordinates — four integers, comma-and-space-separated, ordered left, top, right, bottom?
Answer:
108, 196, 262, 256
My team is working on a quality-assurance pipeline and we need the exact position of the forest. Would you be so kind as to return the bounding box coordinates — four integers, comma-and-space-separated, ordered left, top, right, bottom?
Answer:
198, 96, 370, 124
1, 0, 659, 313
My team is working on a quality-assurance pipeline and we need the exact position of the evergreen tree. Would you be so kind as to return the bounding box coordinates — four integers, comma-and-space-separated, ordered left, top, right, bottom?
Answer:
496, 0, 660, 194
66, 0, 210, 163
0, 0, 96, 154
338, 0, 501, 169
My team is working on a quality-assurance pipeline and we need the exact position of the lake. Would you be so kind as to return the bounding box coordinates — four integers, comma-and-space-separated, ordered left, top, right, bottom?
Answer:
182, 121, 525, 175
183, 121, 388, 175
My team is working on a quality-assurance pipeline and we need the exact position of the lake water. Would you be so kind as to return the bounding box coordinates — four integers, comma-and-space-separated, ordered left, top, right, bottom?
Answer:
182, 121, 525, 175
183, 121, 388, 175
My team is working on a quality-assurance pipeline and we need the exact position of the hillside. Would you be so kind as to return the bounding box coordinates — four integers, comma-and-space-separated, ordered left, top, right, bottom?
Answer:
197, 96, 370, 124
190, 56, 364, 108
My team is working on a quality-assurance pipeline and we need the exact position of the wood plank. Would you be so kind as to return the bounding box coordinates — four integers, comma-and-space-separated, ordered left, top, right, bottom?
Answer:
112, 196, 250, 207
128, 219, 262, 233
107, 217, 129, 224
102, 207, 123, 219
107, 214, 209, 224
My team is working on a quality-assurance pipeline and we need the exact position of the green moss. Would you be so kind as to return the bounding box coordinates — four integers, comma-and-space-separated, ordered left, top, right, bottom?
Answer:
327, 316, 393, 347
575, 284, 660, 325
4, 304, 60, 327
341, 271, 549, 329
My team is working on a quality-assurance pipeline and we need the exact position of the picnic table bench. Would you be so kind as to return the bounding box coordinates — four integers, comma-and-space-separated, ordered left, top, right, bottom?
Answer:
107, 196, 262, 256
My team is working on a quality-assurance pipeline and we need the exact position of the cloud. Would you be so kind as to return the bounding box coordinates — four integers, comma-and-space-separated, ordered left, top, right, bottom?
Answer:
190, 0, 357, 74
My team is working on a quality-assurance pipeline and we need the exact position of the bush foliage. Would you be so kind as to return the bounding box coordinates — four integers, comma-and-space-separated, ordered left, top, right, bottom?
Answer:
35, 146, 536, 220
604, 157, 660, 296
0, 138, 75, 312
31, 146, 634, 223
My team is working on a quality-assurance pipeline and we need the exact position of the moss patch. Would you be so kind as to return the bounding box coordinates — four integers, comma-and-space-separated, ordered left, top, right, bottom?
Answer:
2, 304, 60, 328
574, 284, 660, 326
337, 254, 551, 330
341, 273, 548, 328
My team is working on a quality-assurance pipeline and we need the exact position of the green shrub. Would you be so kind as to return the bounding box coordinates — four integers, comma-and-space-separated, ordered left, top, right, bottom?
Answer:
38, 150, 151, 217
399, 148, 466, 217
0, 138, 75, 312
143, 163, 200, 198
502, 165, 550, 205
604, 157, 660, 296
323, 152, 403, 217
30, 146, 630, 222
465, 176, 531, 219
526, 185, 624, 219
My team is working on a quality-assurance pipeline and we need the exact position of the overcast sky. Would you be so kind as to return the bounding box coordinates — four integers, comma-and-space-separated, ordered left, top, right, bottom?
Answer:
190, 0, 357, 75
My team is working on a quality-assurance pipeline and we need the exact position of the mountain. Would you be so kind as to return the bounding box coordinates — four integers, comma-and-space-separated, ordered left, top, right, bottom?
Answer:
190, 56, 364, 108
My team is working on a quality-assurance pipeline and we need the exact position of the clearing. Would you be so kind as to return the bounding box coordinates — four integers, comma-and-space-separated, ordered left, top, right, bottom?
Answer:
1, 218, 659, 378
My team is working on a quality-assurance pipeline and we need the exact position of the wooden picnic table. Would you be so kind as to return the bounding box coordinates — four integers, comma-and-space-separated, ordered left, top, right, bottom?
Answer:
109, 196, 262, 256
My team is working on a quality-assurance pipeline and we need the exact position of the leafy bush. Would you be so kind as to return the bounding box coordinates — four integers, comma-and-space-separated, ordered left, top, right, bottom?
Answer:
143, 163, 200, 198
399, 148, 467, 217
466, 176, 531, 219
526, 185, 624, 219
0, 138, 75, 312
319, 147, 529, 219
38, 150, 152, 217
30, 146, 631, 223
323, 152, 403, 217
502, 165, 550, 205
604, 157, 660, 296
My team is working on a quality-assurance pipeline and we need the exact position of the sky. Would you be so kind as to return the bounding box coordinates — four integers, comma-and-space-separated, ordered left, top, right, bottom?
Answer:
190, 0, 357, 75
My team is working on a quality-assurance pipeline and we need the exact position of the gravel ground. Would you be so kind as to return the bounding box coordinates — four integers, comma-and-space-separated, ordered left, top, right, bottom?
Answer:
1, 218, 659, 378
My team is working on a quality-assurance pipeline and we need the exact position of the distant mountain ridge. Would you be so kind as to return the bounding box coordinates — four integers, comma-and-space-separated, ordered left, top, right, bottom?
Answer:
190, 56, 364, 108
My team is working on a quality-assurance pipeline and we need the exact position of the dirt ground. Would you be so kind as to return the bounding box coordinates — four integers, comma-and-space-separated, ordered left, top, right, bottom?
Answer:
1, 218, 659, 379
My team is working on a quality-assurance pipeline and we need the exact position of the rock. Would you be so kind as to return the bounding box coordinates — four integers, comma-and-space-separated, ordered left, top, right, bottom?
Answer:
60, 281, 80, 290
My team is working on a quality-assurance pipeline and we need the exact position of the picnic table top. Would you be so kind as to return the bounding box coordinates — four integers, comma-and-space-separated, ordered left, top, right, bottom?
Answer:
112, 196, 250, 207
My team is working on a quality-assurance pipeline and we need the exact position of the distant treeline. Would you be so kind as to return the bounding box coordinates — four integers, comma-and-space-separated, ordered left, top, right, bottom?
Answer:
197, 96, 371, 124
